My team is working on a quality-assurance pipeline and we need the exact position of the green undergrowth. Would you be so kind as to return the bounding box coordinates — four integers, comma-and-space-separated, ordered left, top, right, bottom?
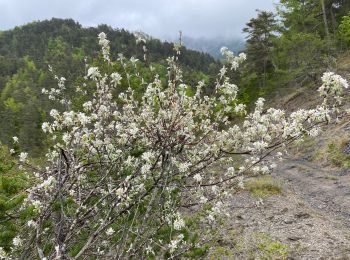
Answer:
326, 142, 350, 168
314, 132, 350, 169
246, 176, 283, 199
208, 231, 288, 259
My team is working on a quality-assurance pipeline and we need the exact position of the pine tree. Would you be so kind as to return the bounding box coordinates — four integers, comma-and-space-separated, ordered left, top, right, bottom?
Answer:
243, 10, 277, 88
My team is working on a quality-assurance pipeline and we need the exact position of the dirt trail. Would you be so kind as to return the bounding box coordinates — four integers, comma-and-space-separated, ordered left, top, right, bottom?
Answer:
213, 125, 350, 259
214, 59, 350, 259
276, 158, 350, 228
217, 158, 350, 259
208, 114, 350, 259
267, 120, 350, 258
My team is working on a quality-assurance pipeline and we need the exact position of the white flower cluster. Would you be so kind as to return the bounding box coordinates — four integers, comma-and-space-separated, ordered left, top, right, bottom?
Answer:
19, 152, 28, 163
42, 76, 69, 105
173, 213, 185, 230
98, 32, 110, 62
110, 72, 122, 85
0, 247, 7, 258
134, 31, 147, 44
105, 227, 115, 236
87, 67, 101, 79
319, 72, 348, 104
220, 47, 247, 71
169, 234, 184, 253
13, 236, 22, 247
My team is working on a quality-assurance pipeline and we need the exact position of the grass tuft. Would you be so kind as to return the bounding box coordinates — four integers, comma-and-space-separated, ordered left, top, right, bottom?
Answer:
246, 176, 282, 198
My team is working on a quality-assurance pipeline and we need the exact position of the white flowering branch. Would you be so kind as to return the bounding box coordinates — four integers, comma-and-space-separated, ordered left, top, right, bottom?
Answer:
6, 32, 348, 259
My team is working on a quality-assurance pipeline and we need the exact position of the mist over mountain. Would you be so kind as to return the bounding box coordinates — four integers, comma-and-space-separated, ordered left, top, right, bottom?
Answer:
180, 36, 245, 59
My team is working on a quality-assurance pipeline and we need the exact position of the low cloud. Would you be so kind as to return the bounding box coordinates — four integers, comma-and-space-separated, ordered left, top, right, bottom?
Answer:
0, 0, 276, 39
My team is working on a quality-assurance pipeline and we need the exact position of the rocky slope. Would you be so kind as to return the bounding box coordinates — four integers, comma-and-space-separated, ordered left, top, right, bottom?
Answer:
208, 57, 350, 259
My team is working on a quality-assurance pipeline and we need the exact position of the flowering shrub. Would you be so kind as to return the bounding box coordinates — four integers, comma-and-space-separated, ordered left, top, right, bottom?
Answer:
4, 33, 347, 259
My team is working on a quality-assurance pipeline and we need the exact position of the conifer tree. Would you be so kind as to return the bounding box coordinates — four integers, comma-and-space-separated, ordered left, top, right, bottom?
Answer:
243, 10, 277, 88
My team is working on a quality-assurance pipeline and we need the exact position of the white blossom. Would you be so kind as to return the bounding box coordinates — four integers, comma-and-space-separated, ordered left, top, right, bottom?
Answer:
234, 103, 246, 113
98, 32, 110, 62
319, 72, 348, 104
178, 162, 190, 173
130, 56, 139, 65
193, 173, 202, 183
39, 176, 56, 190
19, 152, 28, 163
13, 237, 22, 247
227, 167, 235, 176
173, 214, 185, 230
27, 220, 37, 228
50, 109, 59, 118
87, 67, 101, 79
0, 247, 7, 258
110, 72, 122, 85
83, 101, 93, 111
106, 227, 115, 236
42, 122, 51, 133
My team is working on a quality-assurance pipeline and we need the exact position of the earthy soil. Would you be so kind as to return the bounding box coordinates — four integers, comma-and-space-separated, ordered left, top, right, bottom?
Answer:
207, 59, 350, 259
208, 122, 350, 259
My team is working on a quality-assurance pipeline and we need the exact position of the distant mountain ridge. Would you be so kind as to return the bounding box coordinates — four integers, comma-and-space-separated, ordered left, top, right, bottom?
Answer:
180, 36, 245, 59
0, 18, 219, 75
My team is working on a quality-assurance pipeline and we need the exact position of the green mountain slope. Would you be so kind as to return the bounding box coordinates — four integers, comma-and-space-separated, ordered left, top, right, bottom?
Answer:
0, 18, 220, 155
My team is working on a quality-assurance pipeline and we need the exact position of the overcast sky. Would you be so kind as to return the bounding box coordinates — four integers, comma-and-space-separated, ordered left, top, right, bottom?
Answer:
0, 0, 277, 39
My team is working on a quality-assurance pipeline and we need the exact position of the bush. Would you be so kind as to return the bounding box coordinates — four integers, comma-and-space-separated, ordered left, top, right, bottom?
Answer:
340, 13, 350, 46
5, 32, 347, 259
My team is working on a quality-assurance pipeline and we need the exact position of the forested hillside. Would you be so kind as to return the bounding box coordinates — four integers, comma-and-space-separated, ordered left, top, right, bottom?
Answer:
237, 0, 350, 106
0, 18, 220, 155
